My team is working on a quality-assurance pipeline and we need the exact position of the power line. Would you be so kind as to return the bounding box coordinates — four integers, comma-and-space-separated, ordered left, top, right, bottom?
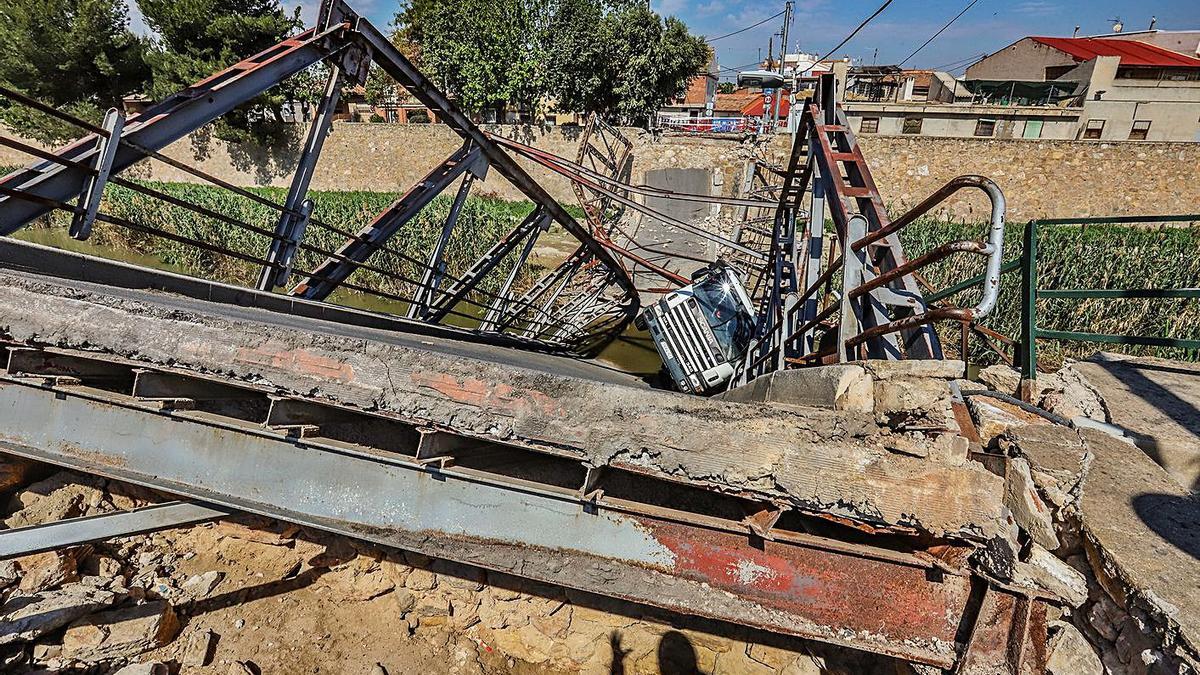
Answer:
929, 52, 988, 71
706, 10, 786, 43
718, 60, 766, 74
817, 0, 896, 62
898, 0, 983, 67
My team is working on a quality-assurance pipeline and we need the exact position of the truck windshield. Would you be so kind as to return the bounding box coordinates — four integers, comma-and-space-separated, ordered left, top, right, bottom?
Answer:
691, 274, 753, 361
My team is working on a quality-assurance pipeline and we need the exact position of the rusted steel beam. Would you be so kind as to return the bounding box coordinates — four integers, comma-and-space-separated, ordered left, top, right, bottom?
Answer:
959, 585, 1050, 675
0, 266, 1011, 542
0, 375, 979, 667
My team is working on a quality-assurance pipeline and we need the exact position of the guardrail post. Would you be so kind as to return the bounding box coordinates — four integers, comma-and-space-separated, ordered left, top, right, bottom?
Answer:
1018, 219, 1039, 401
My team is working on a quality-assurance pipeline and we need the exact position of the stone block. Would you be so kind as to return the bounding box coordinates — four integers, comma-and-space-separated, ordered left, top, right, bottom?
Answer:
180, 571, 223, 600
16, 551, 79, 593
181, 628, 216, 667
61, 600, 180, 662
1046, 621, 1103, 675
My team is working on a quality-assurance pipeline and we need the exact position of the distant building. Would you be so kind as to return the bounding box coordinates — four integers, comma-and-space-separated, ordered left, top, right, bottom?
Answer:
838, 33, 1200, 142
962, 36, 1200, 140
659, 51, 720, 122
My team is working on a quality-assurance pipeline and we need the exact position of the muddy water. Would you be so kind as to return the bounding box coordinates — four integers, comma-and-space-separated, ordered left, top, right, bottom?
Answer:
8, 228, 664, 376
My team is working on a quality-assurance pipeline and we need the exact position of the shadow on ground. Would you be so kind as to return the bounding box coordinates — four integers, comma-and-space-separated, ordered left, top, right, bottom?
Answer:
1132, 493, 1200, 561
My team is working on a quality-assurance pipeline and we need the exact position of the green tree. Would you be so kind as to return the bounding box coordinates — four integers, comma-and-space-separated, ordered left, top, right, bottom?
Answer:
546, 0, 708, 126
394, 0, 552, 117
718, 81, 736, 94
394, 0, 706, 126
138, 0, 303, 146
0, 0, 151, 143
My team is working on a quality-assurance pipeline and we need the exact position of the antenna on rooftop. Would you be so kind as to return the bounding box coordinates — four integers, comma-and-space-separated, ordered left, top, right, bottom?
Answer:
1109, 16, 1124, 33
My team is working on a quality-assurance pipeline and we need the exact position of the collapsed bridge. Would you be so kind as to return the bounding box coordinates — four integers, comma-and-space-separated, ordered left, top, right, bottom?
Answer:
0, 1, 1071, 671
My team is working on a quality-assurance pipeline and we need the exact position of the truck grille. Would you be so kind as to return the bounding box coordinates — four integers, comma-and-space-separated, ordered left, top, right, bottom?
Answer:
660, 299, 720, 375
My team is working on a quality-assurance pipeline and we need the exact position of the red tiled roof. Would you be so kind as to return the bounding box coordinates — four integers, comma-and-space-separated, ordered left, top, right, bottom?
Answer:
1031, 37, 1200, 68
713, 91, 759, 114
740, 90, 792, 117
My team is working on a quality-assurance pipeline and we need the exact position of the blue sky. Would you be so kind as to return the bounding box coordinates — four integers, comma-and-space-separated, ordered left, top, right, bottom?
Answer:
131, 0, 1200, 80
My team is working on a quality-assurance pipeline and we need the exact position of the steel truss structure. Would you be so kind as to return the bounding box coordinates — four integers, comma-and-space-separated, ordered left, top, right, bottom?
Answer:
734, 75, 1007, 386
0, 0, 639, 356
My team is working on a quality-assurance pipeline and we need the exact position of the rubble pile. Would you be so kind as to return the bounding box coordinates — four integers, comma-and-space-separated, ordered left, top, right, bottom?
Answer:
965, 361, 1199, 675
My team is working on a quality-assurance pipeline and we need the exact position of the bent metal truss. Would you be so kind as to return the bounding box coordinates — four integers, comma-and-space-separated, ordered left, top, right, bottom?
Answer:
0, 0, 638, 355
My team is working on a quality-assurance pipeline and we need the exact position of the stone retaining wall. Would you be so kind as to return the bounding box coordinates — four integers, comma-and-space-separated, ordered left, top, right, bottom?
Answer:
3, 124, 1196, 222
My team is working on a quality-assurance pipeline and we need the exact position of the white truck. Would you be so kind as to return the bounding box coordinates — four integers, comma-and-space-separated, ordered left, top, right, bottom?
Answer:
635, 263, 757, 394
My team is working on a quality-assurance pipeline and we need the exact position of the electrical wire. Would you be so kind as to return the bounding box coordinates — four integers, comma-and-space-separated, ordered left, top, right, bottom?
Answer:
929, 52, 988, 71
898, 0, 983, 67
817, 0, 896, 62
706, 10, 785, 43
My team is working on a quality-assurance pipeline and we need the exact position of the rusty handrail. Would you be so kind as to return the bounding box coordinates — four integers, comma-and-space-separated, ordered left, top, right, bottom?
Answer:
855, 175, 1006, 320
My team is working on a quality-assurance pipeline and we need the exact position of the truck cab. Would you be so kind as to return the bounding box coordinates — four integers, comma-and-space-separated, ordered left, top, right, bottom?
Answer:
635, 263, 757, 394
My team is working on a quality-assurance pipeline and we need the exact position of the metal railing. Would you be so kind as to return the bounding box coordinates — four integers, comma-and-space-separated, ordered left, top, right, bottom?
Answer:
1017, 214, 1200, 388
766, 175, 1007, 368
920, 213, 1200, 397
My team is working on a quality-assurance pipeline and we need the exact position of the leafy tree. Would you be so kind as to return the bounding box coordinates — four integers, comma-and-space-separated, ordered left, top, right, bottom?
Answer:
394, 0, 552, 117
718, 81, 736, 95
0, 0, 151, 143
395, 0, 707, 126
138, 0, 304, 145
558, 1, 707, 126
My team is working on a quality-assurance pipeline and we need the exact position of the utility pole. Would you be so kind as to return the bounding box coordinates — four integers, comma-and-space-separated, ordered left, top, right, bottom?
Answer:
773, 1, 794, 132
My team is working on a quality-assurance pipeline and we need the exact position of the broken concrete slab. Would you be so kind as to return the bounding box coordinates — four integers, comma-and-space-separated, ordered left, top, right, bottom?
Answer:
718, 364, 874, 413
967, 395, 1050, 447
1014, 544, 1088, 608
1003, 457, 1060, 551
0, 271, 1009, 541
872, 377, 952, 428
1072, 353, 1200, 492
61, 599, 180, 661
1036, 362, 1108, 423
977, 364, 1021, 397
1076, 427, 1200, 664
860, 359, 965, 381
0, 585, 121, 645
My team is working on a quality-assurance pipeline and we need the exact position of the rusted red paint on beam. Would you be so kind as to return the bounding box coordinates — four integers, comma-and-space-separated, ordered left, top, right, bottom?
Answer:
643, 519, 971, 666
959, 585, 1050, 675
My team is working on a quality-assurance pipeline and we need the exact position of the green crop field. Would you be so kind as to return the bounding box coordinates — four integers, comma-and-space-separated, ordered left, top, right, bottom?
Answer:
29, 180, 588, 315
902, 218, 1200, 369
